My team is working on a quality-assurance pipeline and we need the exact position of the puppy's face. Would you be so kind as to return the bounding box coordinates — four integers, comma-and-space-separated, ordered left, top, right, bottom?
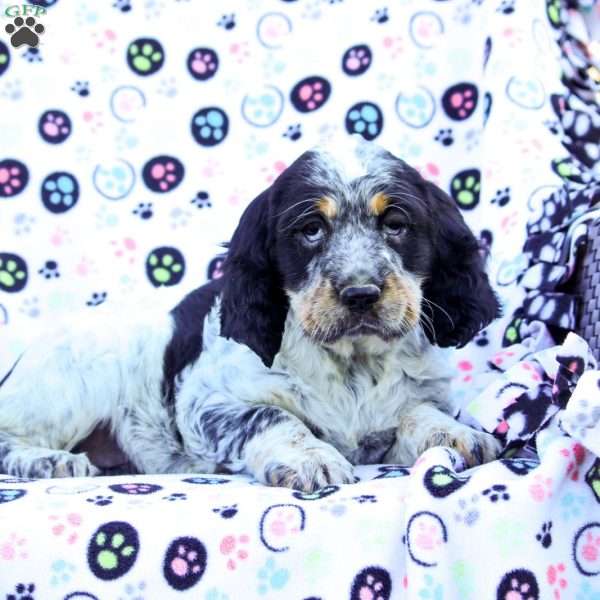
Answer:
273, 144, 435, 345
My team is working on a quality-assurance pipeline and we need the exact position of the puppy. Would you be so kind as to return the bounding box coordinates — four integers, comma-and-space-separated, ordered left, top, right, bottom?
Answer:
0, 139, 501, 491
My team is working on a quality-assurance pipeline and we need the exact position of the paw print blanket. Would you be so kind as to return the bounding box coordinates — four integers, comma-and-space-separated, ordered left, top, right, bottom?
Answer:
1, 0, 600, 597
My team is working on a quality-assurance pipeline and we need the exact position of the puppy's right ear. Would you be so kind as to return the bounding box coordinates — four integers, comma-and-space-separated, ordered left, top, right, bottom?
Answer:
219, 187, 288, 367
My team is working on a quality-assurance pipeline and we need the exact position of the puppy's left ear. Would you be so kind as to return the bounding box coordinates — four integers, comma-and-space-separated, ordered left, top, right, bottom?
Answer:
421, 180, 501, 348
219, 187, 288, 367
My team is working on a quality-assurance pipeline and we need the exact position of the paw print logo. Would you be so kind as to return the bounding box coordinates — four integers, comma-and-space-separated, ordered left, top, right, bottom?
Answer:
0, 158, 29, 198
212, 504, 238, 519
220, 534, 249, 570
93, 159, 136, 200
163, 493, 187, 502
506, 76, 545, 110
50, 558, 76, 586
371, 7, 389, 23
191, 107, 229, 146
207, 255, 225, 280
536, 521, 552, 548
108, 483, 162, 495
163, 536, 207, 590
113, 0, 132, 12
86, 291, 107, 307
450, 168, 481, 210
5, 16, 45, 49
241, 85, 284, 127
187, 47, 219, 80
71, 80, 90, 97
146, 246, 185, 287
41, 172, 79, 213
283, 123, 302, 141
259, 504, 305, 552
86, 495, 113, 507
442, 83, 478, 121
454, 495, 480, 526
142, 156, 184, 193
0, 252, 27, 293
546, 563, 567, 598
0, 533, 28, 560
491, 187, 511, 207
127, 38, 164, 76
133, 202, 153, 219
22, 47, 41, 62
434, 128, 454, 147
290, 76, 331, 113
38, 110, 71, 144
482, 484, 510, 503
6, 583, 34, 600
406, 511, 448, 567
342, 44, 371, 76
345, 101, 383, 140
573, 523, 600, 576
257, 558, 289, 595
218, 14, 236, 30
191, 191, 211, 209
49, 513, 82, 545
0, 489, 26, 505
350, 566, 392, 600
88, 521, 139, 580
395, 87, 436, 128
38, 259, 59, 279
496, 568, 539, 600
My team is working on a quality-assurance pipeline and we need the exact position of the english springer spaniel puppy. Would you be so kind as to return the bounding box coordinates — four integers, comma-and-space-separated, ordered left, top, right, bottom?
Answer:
0, 139, 501, 491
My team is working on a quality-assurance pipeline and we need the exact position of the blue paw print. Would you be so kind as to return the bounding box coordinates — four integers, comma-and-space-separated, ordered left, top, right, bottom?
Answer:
41, 172, 79, 214
93, 161, 136, 200
560, 492, 587, 521
345, 102, 383, 140
257, 558, 289, 595
50, 559, 76, 586
576, 580, 600, 600
395, 87, 436, 128
191, 107, 229, 146
0, 489, 26, 504
241, 86, 284, 127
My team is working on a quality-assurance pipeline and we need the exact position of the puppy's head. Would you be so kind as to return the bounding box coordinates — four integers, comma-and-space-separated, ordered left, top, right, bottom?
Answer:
220, 138, 500, 365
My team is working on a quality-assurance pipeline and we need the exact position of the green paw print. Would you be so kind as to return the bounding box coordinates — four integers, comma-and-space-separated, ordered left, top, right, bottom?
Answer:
88, 521, 139, 581
127, 38, 164, 75
503, 317, 523, 345
0, 253, 27, 292
257, 558, 289, 595
424, 465, 469, 498
546, 0, 562, 27
585, 459, 600, 503
450, 168, 481, 209
146, 247, 185, 287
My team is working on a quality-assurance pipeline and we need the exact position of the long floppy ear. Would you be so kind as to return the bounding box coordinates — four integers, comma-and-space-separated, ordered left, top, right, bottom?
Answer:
219, 187, 288, 367
421, 180, 501, 348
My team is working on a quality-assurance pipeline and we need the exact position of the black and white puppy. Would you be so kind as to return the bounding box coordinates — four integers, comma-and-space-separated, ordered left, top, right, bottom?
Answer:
0, 139, 501, 491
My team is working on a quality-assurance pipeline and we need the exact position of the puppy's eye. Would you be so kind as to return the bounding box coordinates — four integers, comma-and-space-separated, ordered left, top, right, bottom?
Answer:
382, 211, 407, 236
302, 221, 325, 244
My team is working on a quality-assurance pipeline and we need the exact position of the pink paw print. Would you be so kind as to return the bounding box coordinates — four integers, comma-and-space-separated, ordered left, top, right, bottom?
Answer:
219, 534, 249, 570
93, 29, 117, 53
291, 76, 331, 112
442, 83, 478, 121
270, 510, 300, 538
111, 237, 137, 265
39, 110, 72, 143
188, 48, 218, 80
50, 226, 71, 247
143, 156, 185, 193
500, 210, 519, 234
561, 443, 586, 481
229, 41, 250, 64
261, 160, 286, 184
546, 563, 567, 599
457, 359, 473, 383
83, 110, 104, 134
382, 35, 405, 58
415, 522, 443, 551
581, 530, 600, 563
528, 474, 553, 502
0, 533, 28, 560
0, 159, 28, 197
342, 44, 371, 76
49, 513, 81, 545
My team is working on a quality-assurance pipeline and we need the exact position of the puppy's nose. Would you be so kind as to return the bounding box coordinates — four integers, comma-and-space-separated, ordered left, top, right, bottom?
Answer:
340, 285, 381, 311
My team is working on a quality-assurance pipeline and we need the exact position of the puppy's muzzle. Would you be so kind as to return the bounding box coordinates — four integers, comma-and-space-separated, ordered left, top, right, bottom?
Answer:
339, 284, 381, 312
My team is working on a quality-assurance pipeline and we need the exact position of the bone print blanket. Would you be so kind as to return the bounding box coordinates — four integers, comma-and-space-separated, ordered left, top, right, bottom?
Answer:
0, 332, 599, 599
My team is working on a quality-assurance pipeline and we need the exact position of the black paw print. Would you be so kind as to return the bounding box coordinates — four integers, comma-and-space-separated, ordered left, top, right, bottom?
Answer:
353, 494, 377, 504
371, 7, 389, 23
5, 16, 45, 49
482, 484, 510, 502
86, 291, 107, 307
497, 0, 515, 14
218, 14, 236, 30
536, 521, 552, 548
133, 202, 153, 219
283, 123, 302, 141
163, 492, 187, 501
38, 260, 59, 279
212, 504, 238, 519
22, 47, 42, 62
191, 191, 211, 209
434, 128, 454, 147
71, 80, 89, 97
113, 0, 132, 11
491, 187, 511, 207
7, 582, 35, 600
86, 495, 113, 506
474, 330, 489, 347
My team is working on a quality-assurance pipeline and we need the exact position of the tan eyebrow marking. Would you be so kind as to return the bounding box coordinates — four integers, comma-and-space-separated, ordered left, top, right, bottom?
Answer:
370, 192, 390, 216
316, 196, 337, 219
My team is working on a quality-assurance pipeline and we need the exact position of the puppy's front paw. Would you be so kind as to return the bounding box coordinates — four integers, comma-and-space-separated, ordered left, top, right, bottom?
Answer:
422, 425, 502, 467
10, 451, 100, 479
261, 442, 354, 492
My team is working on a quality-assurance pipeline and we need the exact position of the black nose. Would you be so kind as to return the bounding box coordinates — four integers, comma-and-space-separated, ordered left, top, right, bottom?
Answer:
340, 285, 381, 311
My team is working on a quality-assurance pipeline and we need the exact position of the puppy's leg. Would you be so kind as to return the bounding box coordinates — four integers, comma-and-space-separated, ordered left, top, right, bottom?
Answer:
0, 433, 98, 478
183, 397, 354, 491
386, 403, 501, 467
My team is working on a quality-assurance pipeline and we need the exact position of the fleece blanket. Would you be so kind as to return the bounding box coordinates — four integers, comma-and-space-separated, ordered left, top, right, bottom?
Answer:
1, 0, 600, 597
